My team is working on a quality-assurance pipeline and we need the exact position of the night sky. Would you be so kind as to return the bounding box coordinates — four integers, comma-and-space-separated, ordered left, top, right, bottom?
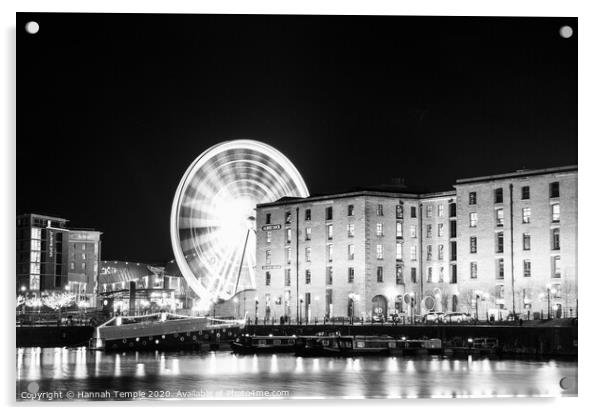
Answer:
17, 13, 577, 263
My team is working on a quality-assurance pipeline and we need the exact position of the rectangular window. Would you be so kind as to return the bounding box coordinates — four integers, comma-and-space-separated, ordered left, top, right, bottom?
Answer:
81, 253, 86, 260
326, 206, 333, 221
265, 271, 271, 286
522, 207, 531, 224
427, 267, 433, 283
396, 204, 404, 219
347, 223, 355, 238
469, 192, 477, 205
496, 258, 504, 279
437, 223, 444, 237
552, 255, 561, 277
327, 224, 333, 240
450, 220, 457, 238
397, 243, 403, 260
376, 244, 383, 260
450, 241, 457, 261
70, 262, 75, 271
496, 232, 504, 253
265, 213, 271, 224
494, 187, 503, 204
348, 267, 354, 283
410, 206, 417, 218
326, 244, 333, 262
426, 205, 433, 218
31, 239, 41, 251
31, 227, 41, 240
410, 246, 416, 261
437, 244, 444, 260
285, 269, 291, 286
410, 267, 417, 283
396, 222, 403, 238
376, 223, 384, 237
523, 260, 531, 278
552, 228, 560, 250
286, 247, 292, 264
469, 212, 478, 227
470, 262, 478, 279
305, 247, 311, 262
377, 266, 384, 283
551, 204, 560, 223
266, 231, 272, 244
426, 245, 432, 261
470, 236, 477, 253
266, 250, 272, 265
550, 181, 560, 198
450, 264, 457, 283
305, 269, 311, 284
377, 204, 384, 216
81, 263, 86, 271
437, 204, 444, 217
410, 225, 417, 238
523, 233, 531, 251
348, 204, 354, 216
438, 267, 444, 283
286, 228, 292, 244
305, 209, 311, 221
82, 244, 86, 251
495, 208, 504, 227
426, 224, 432, 238
285, 211, 292, 224
348, 244, 355, 260
449, 202, 457, 218
396, 265, 404, 285
305, 227, 312, 241
326, 266, 333, 285
521, 186, 530, 200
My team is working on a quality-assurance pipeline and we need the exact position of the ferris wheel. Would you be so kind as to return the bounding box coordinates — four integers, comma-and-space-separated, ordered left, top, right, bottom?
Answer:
170, 140, 309, 309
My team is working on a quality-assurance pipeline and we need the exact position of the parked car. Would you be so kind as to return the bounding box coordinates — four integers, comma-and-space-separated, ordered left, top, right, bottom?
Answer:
444, 312, 474, 324
422, 312, 445, 323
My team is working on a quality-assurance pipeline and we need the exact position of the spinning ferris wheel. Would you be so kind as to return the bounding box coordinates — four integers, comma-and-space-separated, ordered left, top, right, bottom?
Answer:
170, 140, 309, 309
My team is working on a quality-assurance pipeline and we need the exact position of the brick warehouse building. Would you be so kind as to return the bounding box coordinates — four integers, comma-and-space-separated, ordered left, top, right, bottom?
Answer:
239, 165, 577, 323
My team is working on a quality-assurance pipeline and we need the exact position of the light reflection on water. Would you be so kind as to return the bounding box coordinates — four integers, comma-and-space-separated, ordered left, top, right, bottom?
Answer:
16, 347, 577, 399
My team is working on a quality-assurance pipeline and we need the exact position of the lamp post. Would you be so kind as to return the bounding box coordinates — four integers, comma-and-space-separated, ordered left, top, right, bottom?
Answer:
254, 296, 259, 325
545, 284, 557, 319
348, 293, 359, 325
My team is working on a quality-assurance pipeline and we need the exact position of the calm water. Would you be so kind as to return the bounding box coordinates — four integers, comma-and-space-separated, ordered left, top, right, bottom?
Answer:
16, 347, 577, 400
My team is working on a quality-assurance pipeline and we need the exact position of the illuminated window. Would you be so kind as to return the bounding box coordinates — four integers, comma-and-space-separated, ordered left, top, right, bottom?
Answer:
397, 243, 403, 260
495, 208, 504, 227
376, 223, 384, 237
426, 205, 433, 218
31, 239, 41, 251
551, 204, 560, 223
266, 231, 272, 244
437, 223, 444, 237
347, 223, 355, 237
326, 244, 333, 262
438, 244, 444, 260
267, 249, 273, 265
552, 255, 561, 277
286, 228, 292, 244
410, 225, 417, 238
70, 262, 75, 271
439, 267, 444, 283
327, 224, 333, 240
348, 244, 355, 260
286, 247, 292, 264
376, 244, 383, 260
82, 253, 86, 260
522, 207, 531, 224
305, 247, 311, 262
396, 265, 404, 285
305, 227, 311, 241
81, 262, 86, 271
469, 212, 478, 227
396, 204, 404, 219
396, 222, 402, 238
348, 204, 354, 216
438, 204, 444, 217
31, 227, 41, 240
410, 246, 416, 261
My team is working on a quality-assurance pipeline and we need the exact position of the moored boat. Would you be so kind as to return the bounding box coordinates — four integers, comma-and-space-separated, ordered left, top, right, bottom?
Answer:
231, 334, 298, 354
91, 312, 245, 351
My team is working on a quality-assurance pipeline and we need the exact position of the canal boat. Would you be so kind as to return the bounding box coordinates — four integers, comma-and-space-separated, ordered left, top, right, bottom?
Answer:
91, 312, 245, 351
388, 338, 443, 356
231, 334, 298, 354
300, 335, 394, 356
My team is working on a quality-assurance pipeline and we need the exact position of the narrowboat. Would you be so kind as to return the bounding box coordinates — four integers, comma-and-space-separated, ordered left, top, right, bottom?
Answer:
231, 334, 298, 354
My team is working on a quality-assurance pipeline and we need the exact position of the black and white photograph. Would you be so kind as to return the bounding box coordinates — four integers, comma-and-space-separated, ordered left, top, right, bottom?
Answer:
13, 9, 580, 402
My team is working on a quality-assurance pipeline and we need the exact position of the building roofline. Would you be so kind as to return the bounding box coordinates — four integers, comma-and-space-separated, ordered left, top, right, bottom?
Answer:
419, 190, 457, 199
257, 190, 424, 208
17, 213, 70, 223
456, 165, 577, 185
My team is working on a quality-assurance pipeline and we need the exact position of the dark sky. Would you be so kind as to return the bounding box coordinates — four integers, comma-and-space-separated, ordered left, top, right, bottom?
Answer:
17, 13, 577, 263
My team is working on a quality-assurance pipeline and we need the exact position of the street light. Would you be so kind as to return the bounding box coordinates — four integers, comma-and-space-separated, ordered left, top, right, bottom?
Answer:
546, 284, 557, 319
348, 293, 359, 324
